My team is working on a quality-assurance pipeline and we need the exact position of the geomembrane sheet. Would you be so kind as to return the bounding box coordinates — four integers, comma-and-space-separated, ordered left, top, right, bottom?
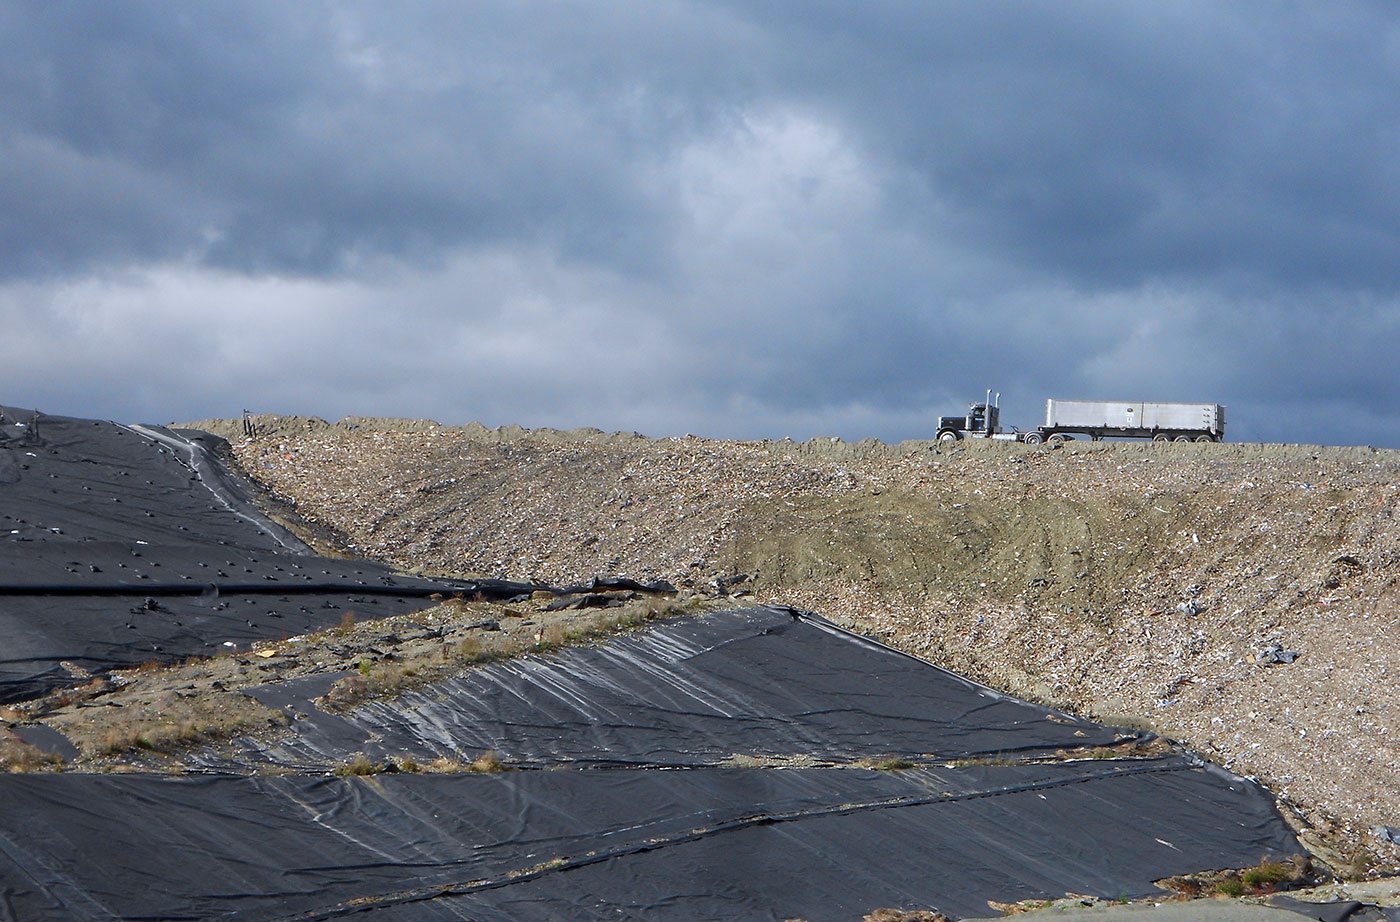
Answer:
0, 406, 469, 702
0, 758, 1301, 922
225, 607, 1134, 768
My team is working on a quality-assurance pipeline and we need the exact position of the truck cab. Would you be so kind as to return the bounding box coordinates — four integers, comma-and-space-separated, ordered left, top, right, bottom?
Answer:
936, 401, 1000, 441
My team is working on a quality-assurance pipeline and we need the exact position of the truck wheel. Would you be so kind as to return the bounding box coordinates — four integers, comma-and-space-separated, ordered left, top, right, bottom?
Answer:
1194, 434, 1214, 442
937, 430, 960, 443
1047, 433, 1067, 445
1173, 435, 1191, 442
1152, 433, 1169, 442
1023, 431, 1043, 445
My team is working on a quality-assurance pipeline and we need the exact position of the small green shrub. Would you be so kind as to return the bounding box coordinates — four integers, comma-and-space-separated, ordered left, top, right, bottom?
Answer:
1241, 861, 1292, 889
873, 759, 916, 771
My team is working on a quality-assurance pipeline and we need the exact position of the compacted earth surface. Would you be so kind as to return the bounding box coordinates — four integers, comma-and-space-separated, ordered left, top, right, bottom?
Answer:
182, 414, 1400, 876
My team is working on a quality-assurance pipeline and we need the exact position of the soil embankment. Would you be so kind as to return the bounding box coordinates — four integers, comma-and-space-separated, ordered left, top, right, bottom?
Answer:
193, 414, 1400, 873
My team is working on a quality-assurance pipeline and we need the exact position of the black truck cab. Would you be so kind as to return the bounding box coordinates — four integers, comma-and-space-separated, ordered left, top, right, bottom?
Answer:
937, 402, 999, 441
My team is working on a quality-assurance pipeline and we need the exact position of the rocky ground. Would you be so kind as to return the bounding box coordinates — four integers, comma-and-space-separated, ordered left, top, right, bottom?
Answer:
180, 414, 1400, 877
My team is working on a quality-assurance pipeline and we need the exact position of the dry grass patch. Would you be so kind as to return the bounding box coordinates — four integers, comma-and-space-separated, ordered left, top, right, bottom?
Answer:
0, 729, 62, 772
96, 713, 256, 757
337, 754, 380, 776
467, 750, 506, 773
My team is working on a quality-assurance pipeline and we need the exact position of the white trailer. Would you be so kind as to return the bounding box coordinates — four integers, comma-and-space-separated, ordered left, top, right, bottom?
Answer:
1021, 399, 1225, 444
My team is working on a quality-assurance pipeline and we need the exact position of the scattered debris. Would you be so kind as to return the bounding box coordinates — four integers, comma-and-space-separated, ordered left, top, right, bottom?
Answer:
1258, 643, 1303, 665
862, 910, 950, 922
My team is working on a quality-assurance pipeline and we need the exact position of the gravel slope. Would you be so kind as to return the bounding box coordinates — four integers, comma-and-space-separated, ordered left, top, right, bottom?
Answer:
193, 414, 1400, 875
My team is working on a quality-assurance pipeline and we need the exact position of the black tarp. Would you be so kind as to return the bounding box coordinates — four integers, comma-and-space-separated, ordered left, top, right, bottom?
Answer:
0, 407, 504, 702
1270, 897, 1400, 922
0, 758, 1300, 922
225, 607, 1133, 769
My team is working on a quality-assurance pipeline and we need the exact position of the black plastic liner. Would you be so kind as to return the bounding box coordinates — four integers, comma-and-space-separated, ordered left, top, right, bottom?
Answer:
224, 607, 1131, 768
0, 757, 1300, 922
1271, 896, 1400, 922
0, 407, 610, 702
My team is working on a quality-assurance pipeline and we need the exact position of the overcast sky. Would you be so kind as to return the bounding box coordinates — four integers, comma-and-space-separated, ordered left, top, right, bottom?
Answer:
3, 3, 1398, 446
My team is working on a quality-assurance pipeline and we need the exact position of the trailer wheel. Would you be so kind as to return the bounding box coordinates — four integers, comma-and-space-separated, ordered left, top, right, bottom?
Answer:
937, 430, 960, 443
1047, 433, 1067, 445
1152, 433, 1169, 442
1173, 435, 1191, 442
1023, 431, 1043, 445
1194, 434, 1214, 442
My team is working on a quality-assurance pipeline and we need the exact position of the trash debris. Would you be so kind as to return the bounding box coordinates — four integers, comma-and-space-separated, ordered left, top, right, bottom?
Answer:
1375, 825, 1400, 845
1176, 601, 1201, 616
1257, 643, 1301, 665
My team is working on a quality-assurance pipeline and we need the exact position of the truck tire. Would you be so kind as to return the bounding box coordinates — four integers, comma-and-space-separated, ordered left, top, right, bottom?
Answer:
1023, 431, 1043, 445
1152, 433, 1169, 442
937, 430, 960, 443
1194, 434, 1214, 442
1174, 435, 1191, 442
1047, 433, 1067, 445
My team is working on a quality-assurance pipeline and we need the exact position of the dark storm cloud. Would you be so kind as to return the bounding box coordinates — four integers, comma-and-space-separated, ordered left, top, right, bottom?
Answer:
1, 3, 1398, 446
728, 1, 1400, 293
0, 2, 757, 277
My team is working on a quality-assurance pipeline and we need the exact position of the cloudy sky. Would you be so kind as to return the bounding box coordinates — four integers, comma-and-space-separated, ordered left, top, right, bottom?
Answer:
3, 3, 1398, 445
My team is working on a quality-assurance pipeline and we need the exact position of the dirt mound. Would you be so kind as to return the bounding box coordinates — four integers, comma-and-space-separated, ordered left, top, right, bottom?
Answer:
205, 417, 1400, 875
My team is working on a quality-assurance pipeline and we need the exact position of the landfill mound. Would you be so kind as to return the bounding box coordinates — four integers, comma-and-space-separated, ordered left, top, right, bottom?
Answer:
192, 414, 1400, 873
0, 608, 1304, 921
0, 407, 1324, 920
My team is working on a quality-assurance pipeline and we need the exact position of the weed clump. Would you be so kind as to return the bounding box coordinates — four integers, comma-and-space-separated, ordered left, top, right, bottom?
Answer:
337, 754, 380, 776
872, 758, 917, 771
1240, 860, 1296, 889
428, 757, 467, 773
467, 750, 506, 773
1158, 855, 1312, 898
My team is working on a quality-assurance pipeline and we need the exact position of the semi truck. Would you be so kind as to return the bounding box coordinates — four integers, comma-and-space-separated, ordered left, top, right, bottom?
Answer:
935, 393, 1225, 444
